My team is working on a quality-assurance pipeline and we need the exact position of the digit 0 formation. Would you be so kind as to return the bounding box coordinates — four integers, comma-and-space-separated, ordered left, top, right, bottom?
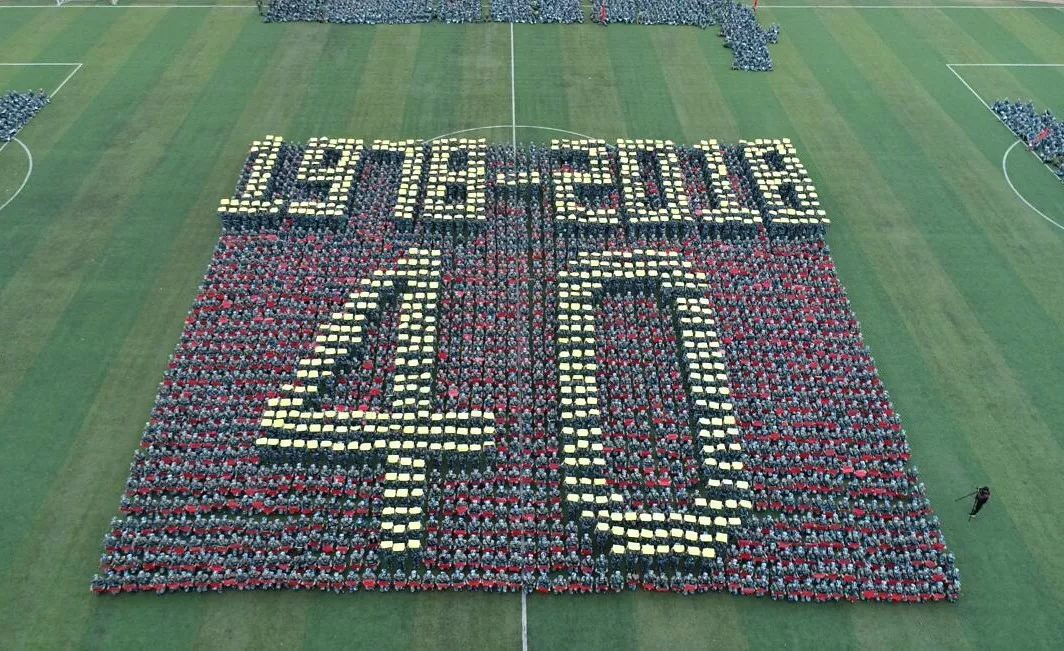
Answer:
93, 137, 960, 602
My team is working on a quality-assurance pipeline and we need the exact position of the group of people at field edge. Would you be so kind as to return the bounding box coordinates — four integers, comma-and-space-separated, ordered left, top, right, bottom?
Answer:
592, 0, 778, 71
0, 90, 49, 142
491, 0, 583, 24
993, 99, 1064, 182
264, 0, 480, 24
91, 138, 959, 603
262, 0, 779, 71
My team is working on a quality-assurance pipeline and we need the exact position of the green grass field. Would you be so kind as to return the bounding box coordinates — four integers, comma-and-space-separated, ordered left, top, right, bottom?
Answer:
0, 1, 1062, 648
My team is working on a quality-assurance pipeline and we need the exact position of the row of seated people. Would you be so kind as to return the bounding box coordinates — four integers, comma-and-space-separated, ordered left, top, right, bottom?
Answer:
93, 142, 958, 601
491, 0, 583, 23
992, 99, 1064, 182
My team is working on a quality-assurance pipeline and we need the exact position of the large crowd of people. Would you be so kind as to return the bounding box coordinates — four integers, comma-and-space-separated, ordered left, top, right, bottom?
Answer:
718, 1, 777, 71
262, 0, 780, 71
0, 90, 50, 142
91, 138, 958, 602
992, 99, 1064, 182
589, 0, 778, 70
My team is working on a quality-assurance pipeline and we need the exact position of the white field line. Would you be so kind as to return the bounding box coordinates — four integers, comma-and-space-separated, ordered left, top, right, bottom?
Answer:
1002, 141, 1064, 231
521, 591, 528, 651
510, 22, 517, 157
760, 0, 1064, 3
946, 63, 1064, 230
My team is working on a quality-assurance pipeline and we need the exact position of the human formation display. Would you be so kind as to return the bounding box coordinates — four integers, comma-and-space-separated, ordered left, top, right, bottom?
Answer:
262, 0, 779, 71
0, 90, 50, 142
492, 0, 583, 24
92, 135, 959, 602
993, 99, 1064, 182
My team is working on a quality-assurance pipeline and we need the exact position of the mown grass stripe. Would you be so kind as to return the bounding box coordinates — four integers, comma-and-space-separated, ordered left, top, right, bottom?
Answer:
2, 10, 1063, 650
634, 592, 751, 650
413, 591, 520, 651
75, 18, 305, 647
529, 592, 646, 651
304, 592, 414, 650
255, 26, 335, 141
456, 23, 509, 136
0, 6, 84, 57
304, 592, 517, 651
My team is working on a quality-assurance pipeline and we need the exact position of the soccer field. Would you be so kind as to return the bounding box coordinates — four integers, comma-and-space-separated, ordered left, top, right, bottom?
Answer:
0, 1, 1062, 648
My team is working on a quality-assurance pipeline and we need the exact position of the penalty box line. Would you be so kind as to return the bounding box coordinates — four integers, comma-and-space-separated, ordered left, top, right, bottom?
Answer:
946, 62, 1064, 231
0, 3, 257, 7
